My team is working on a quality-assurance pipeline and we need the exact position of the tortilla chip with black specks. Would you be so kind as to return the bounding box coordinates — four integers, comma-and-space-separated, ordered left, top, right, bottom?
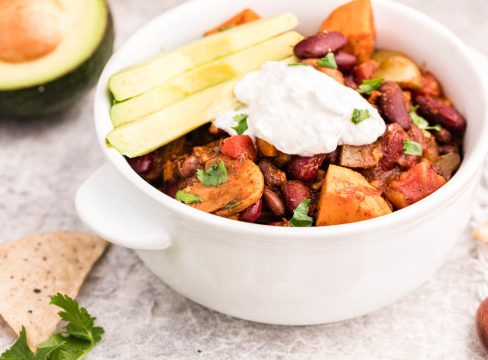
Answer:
0, 232, 107, 349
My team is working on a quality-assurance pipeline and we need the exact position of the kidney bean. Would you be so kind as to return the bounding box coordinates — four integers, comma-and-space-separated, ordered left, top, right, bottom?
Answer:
221, 135, 257, 161
238, 199, 262, 223
282, 180, 311, 213
288, 155, 326, 182
293, 31, 346, 59
177, 155, 200, 178
165, 182, 179, 198
263, 188, 285, 217
378, 81, 411, 130
439, 144, 459, 155
433, 128, 452, 144
127, 153, 154, 175
334, 50, 357, 73
380, 124, 408, 171
258, 159, 286, 188
344, 74, 358, 89
415, 95, 466, 133
353, 60, 379, 83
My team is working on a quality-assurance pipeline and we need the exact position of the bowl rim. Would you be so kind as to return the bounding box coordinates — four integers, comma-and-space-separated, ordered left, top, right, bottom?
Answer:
93, 0, 488, 240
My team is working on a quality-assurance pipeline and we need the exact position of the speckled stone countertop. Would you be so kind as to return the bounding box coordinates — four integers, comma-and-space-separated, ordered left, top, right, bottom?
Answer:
2, 0, 488, 358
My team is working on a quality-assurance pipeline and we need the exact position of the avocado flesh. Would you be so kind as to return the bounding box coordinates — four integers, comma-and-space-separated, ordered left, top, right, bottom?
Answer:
106, 57, 296, 158
108, 12, 298, 101
0, 0, 109, 91
110, 31, 303, 127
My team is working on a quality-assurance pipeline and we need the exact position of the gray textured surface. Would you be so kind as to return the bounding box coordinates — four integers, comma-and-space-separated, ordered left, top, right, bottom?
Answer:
1, 0, 488, 358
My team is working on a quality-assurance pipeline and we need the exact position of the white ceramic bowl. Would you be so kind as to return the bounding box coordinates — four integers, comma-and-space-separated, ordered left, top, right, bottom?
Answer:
76, 0, 488, 325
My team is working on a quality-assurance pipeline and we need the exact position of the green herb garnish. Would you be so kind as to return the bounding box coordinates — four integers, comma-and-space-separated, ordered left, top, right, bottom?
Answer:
231, 114, 248, 135
351, 109, 370, 125
410, 106, 441, 131
175, 190, 201, 204
196, 160, 228, 187
316, 52, 337, 69
0, 294, 104, 360
288, 63, 307, 67
289, 199, 313, 227
403, 140, 423, 156
357, 78, 384, 95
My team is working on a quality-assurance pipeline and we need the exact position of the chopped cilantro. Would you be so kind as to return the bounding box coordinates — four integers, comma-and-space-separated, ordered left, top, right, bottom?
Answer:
231, 114, 248, 135
196, 160, 228, 187
351, 109, 370, 125
316, 52, 337, 69
289, 199, 313, 227
175, 190, 201, 204
410, 106, 441, 131
357, 78, 384, 95
403, 140, 423, 156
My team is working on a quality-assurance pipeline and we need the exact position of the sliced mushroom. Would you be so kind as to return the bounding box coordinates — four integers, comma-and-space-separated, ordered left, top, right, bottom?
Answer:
180, 156, 264, 217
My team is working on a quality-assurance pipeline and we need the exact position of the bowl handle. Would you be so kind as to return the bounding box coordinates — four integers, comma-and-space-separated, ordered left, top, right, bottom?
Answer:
75, 164, 172, 251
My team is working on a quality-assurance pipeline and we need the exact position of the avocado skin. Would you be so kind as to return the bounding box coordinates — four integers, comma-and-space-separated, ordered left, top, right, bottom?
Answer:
0, 13, 114, 118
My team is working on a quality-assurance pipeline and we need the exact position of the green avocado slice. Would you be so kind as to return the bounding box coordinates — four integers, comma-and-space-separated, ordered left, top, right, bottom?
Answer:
0, 0, 113, 118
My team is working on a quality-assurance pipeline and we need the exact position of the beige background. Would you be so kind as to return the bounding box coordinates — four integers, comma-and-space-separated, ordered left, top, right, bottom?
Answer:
1, 0, 488, 358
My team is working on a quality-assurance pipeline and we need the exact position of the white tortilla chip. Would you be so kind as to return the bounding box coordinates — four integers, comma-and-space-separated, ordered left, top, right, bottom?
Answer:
0, 232, 107, 349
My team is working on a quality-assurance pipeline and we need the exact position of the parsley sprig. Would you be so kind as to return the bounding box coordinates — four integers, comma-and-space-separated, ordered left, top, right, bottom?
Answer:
289, 199, 313, 227
197, 160, 228, 187
231, 114, 248, 135
0, 294, 104, 360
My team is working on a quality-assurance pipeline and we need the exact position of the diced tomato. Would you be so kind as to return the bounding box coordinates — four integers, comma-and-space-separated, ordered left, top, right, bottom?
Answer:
384, 161, 446, 209
221, 135, 257, 161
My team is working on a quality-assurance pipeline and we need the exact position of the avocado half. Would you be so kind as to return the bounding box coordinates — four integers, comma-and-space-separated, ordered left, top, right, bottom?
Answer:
0, 0, 114, 118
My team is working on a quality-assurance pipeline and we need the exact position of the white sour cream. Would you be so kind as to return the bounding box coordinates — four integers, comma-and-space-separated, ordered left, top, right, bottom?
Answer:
213, 61, 386, 156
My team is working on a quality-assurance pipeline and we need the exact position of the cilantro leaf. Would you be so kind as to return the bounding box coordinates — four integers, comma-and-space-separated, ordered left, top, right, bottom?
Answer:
0, 327, 64, 360
403, 140, 423, 156
0, 295, 103, 360
357, 78, 384, 95
289, 199, 313, 227
50, 294, 103, 346
231, 114, 248, 135
351, 109, 370, 125
175, 190, 201, 204
316, 52, 337, 69
197, 160, 228, 187
410, 106, 441, 131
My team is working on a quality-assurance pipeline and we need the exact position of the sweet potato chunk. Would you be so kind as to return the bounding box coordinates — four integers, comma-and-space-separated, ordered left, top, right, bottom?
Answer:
204, 9, 260, 36
316, 165, 391, 226
256, 138, 279, 157
320, 0, 375, 62
384, 161, 446, 209
180, 156, 264, 217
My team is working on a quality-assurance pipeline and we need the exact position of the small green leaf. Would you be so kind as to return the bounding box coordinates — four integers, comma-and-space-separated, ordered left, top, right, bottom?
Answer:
351, 109, 370, 125
0, 327, 36, 360
289, 199, 313, 227
231, 114, 248, 135
410, 106, 441, 131
288, 63, 307, 67
403, 140, 423, 156
175, 190, 201, 204
316, 52, 337, 69
357, 78, 384, 95
197, 160, 228, 187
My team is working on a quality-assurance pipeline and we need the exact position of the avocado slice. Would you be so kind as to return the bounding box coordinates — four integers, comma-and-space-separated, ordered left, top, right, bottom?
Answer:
108, 12, 298, 102
106, 57, 297, 158
110, 31, 303, 127
0, 0, 114, 118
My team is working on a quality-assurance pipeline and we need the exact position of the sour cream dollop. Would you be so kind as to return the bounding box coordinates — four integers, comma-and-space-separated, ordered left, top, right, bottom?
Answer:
213, 61, 386, 156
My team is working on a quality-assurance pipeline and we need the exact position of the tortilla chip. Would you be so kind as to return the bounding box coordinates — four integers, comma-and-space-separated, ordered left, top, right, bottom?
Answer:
0, 232, 107, 349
